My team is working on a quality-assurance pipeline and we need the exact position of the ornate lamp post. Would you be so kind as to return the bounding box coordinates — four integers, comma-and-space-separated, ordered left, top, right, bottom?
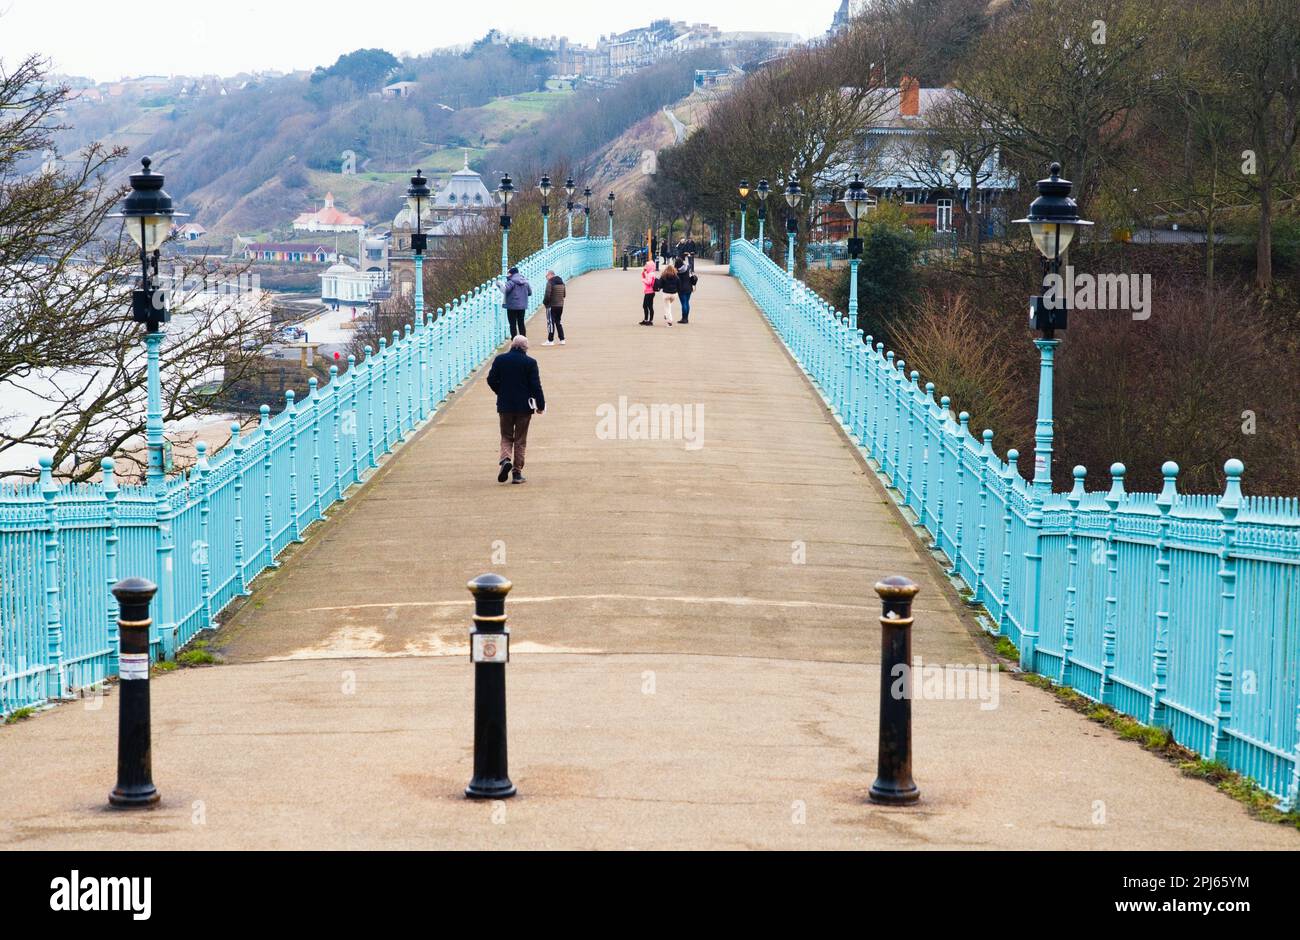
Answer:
497, 173, 515, 277
1014, 162, 1092, 494
564, 176, 576, 239
537, 175, 552, 248
406, 169, 431, 328
737, 178, 750, 242
843, 173, 869, 325
755, 178, 770, 255
582, 185, 592, 238
111, 157, 184, 488
606, 191, 615, 238
783, 178, 803, 276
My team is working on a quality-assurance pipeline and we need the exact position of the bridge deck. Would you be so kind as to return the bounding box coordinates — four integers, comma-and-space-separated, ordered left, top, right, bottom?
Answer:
1, 265, 1292, 849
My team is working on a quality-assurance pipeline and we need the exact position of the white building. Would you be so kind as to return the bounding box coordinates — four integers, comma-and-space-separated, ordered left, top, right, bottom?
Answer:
320, 263, 387, 311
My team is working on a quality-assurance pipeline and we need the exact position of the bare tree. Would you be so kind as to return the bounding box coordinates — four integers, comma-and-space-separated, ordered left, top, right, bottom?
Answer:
0, 55, 274, 480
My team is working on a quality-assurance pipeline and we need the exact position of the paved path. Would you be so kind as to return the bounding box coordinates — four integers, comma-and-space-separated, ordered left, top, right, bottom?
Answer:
1, 265, 1294, 849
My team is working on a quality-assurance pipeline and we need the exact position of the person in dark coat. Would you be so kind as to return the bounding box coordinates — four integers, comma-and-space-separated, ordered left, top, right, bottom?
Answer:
542, 270, 567, 345
499, 266, 532, 338
486, 335, 545, 484
678, 267, 698, 323
683, 237, 697, 273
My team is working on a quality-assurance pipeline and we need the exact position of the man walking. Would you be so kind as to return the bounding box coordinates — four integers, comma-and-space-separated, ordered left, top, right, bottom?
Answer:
487, 335, 545, 484
499, 266, 532, 338
542, 269, 567, 346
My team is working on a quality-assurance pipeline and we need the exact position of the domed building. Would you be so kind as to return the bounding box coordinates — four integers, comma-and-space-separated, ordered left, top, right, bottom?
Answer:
389, 153, 499, 298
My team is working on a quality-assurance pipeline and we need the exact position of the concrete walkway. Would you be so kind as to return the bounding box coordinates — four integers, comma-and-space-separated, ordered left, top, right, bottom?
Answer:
1, 264, 1294, 849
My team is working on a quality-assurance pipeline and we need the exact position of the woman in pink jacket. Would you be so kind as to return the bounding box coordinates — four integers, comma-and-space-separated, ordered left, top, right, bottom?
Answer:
640, 261, 658, 326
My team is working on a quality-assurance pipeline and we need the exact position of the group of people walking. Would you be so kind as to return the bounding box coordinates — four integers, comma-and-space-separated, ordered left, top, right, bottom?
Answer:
499, 266, 568, 346
488, 238, 703, 483
640, 260, 697, 326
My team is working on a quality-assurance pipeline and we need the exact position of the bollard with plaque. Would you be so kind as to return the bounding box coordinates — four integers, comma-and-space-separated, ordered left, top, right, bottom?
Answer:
465, 573, 516, 799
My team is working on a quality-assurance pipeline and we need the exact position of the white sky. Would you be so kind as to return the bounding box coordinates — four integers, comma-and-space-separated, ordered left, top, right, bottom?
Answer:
0, 0, 844, 82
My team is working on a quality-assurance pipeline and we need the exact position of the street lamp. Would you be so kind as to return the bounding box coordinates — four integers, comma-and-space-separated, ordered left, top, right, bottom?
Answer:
582, 185, 592, 238
406, 169, 431, 328
606, 191, 615, 239
843, 173, 869, 325
537, 174, 552, 248
1014, 161, 1092, 494
111, 156, 184, 488
783, 179, 803, 275
564, 176, 576, 239
497, 173, 515, 277
755, 177, 770, 253
737, 178, 750, 242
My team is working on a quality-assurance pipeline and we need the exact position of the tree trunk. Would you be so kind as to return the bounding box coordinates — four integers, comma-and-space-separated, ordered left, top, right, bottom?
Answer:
1257, 180, 1273, 292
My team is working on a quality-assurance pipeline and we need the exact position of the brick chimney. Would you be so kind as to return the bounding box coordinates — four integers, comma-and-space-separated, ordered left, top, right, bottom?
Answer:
900, 76, 920, 117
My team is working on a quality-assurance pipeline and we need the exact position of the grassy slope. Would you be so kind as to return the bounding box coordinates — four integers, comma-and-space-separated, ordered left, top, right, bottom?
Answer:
202, 88, 574, 236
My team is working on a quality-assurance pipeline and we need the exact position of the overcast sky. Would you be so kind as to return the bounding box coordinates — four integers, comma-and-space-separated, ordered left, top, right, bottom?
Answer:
0, 0, 844, 82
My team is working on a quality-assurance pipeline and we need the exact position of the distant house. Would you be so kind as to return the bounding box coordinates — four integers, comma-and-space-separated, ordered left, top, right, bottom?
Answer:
292, 192, 366, 234
819, 78, 1017, 239
383, 81, 420, 99
245, 243, 338, 264
175, 222, 208, 241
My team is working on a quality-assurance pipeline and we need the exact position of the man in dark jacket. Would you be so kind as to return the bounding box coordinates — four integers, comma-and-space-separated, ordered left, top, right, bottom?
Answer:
499, 266, 532, 338
542, 270, 567, 346
486, 335, 546, 484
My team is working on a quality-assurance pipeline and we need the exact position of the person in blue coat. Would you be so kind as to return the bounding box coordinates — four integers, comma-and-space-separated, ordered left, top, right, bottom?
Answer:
499, 266, 532, 338
486, 335, 546, 484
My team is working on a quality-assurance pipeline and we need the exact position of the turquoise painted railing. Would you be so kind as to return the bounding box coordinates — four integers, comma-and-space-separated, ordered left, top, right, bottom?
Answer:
0, 236, 612, 714
731, 237, 1300, 806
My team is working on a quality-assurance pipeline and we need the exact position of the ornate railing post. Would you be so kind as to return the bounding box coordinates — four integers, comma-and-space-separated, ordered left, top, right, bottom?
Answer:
917, 383, 936, 530
1150, 461, 1179, 728
891, 359, 905, 488
870, 342, 884, 460
391, 329, 404, 441
364, 346, 377, 471
1099, 462, 1126, 703
308, 377, 322, 521
328, 367, 341, 504
936, 396, 951, 556
195, 441, 213, 631
285, 388, 302, 543
1060, 465, 1086, 687
378, 335, 392, 453
259, 404, 277, 570
972, 430, 994, 606
102, 458, 120, 676
1211, 459, 1243, 763
904, 371, 920, 508
231, 422, 249, 595
39, 456, 65, 698
949, 411, 969, 578
997, 450, 1019, 636
346, 355, 360, 487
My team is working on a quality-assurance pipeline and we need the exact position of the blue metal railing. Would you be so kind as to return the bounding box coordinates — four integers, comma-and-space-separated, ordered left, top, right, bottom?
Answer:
0, 236, 613, 714
730, 237, 1300, 806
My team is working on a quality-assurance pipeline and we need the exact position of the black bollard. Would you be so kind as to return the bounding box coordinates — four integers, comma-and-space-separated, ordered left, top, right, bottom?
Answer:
869, 575, 921, 805
465, 573, 516, 799
109, 577, 160, 808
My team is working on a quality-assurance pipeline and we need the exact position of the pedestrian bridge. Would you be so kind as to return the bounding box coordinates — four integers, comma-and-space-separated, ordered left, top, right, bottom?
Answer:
0, 236, 1296, 849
